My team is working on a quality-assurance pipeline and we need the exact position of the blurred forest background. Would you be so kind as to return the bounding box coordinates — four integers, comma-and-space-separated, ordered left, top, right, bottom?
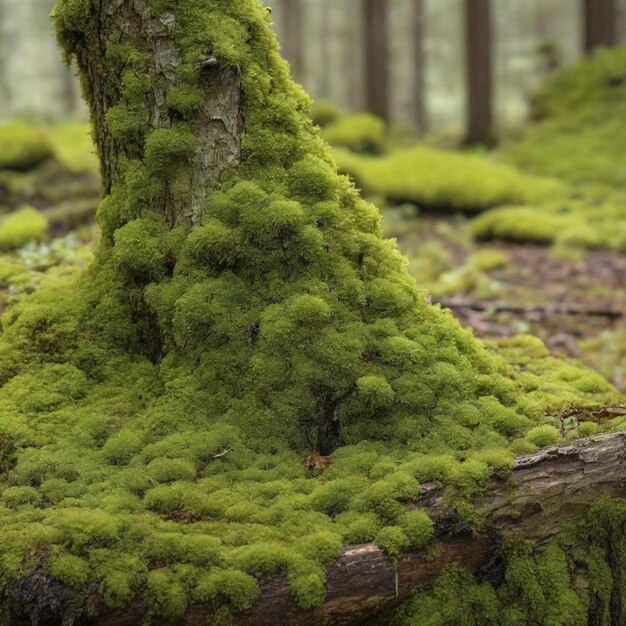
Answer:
2, 0, 626, 134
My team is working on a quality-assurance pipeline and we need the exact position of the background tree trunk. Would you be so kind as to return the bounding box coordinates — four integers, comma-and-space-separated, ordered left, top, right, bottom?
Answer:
412, 0, 427, 134
464, 0, 493, 145
584, 0, 618, 53
278, 0, 304, 82
363, 0, 390, 120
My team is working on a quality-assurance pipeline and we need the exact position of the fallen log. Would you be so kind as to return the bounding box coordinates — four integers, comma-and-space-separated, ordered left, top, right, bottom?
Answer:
8, 432, 626, 626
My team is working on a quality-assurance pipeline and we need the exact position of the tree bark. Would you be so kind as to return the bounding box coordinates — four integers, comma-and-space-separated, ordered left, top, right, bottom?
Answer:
412, 0, 427, 134
584, 0, 618, 53
9, 432, 626, 626
363, 0, 390, 121
464, 0, 493, 145
278, 0, 304, 82
65, 0, 243, 226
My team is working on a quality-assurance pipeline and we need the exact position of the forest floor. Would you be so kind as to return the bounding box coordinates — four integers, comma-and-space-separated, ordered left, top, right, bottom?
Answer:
385, 211, 626, 392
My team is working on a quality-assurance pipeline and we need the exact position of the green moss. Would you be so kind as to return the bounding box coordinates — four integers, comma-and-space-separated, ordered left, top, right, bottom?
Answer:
48, 553, 91, 589
322, 113, 386, 154
0, 121, 53, 171
0, 206, 47, 250
524, 424, 562, 447
48, 123, 99, 175
398, 509, 434, 549
504, 47, 626, 186
375, 526, 409, 562
192, 569, 259, 611
310, 100, 340, 128
333, 145, 555, 213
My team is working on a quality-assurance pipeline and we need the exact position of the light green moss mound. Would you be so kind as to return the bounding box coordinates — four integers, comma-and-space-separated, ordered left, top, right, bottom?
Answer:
0, 121, 53, 171
470, 195, 626, 252
0, 121, 100, 214
322, 113, 387, 154
333, 145, 555, 213
0, 0, 619, 622
504, 47, 626, 186
310, 100, 340, 128
48, 123, 99, 176
0, 207, 48, 250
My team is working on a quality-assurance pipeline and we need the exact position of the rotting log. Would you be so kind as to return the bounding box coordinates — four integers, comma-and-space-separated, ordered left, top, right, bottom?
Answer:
8, 432, 626, 626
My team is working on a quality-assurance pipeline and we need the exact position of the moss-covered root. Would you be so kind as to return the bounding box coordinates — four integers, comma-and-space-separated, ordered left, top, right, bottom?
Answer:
380, 498, 626, 626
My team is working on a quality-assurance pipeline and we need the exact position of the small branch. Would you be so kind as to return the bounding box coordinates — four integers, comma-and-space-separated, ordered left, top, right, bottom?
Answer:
438, 298, 625, 318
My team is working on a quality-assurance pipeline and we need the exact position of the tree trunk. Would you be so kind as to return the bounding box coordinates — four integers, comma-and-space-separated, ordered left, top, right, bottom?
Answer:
59, 0, 243, 226
464, 0, 493, 145
584, 0, 617, 53
412, 0, 427, 134
0, 0, 11, 118
363, 0, 390, 121
278, 0, 303, 81
9, 432, 626, 626
319, 0, 332, 98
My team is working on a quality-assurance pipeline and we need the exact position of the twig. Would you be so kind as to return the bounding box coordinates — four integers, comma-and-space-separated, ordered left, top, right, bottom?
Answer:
438, 298, 625, 318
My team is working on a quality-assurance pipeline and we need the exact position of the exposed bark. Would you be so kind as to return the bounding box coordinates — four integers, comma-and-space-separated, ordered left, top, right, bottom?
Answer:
8, 432, 626, 626
584, 0, 617, 53
412, 0, 427, 134
71, 0, 243, 226
278, 0, 304, 81
464, 0, 493, 145
363, 0, 390, 121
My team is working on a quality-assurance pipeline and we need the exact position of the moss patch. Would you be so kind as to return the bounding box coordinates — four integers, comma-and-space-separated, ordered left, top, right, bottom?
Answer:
0, 122, 53, 171
333, 145, 555, 213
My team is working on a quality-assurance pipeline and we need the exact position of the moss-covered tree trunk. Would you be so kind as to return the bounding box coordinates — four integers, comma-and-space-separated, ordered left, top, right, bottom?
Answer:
58, 0, 243, 226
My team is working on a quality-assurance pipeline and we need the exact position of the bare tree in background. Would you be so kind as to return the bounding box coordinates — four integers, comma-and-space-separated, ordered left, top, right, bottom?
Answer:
584, 0, 617, 52
413, 0, 427, 133
0, 0, 9, 118
278, 0, 303, 81
363, 0, 390, 120
464, 0, 493, 145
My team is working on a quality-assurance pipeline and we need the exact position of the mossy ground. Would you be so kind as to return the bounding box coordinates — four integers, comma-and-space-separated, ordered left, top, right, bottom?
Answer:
0, 1, 623, 624
0, 120, 99, 217
328, 48, 626, 254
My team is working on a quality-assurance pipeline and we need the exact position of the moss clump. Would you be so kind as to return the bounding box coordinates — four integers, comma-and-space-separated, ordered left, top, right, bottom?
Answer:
0, 121, 53, 171
470, 199, 626, 252
472, 48, 626, 251
0, 121, 100, 216
504, 47, 626, 186
48, 122, 99, 176
310, 100, 340, 128
333, 145, 555, 213
322, 113, 387, 154
0, 207, 48, 250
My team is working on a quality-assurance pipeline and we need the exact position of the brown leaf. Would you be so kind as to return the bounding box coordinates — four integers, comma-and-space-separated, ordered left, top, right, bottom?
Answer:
304, 451, 332, 471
